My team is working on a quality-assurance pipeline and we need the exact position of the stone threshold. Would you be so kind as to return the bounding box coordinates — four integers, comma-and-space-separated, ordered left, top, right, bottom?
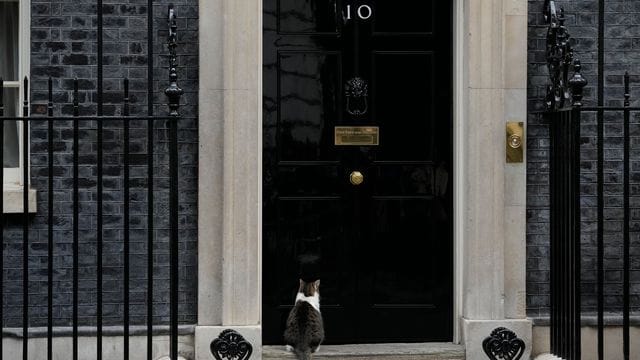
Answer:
263, 343, 465, 359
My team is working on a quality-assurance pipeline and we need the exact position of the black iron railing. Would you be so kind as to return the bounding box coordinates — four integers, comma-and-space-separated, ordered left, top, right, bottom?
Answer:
544, 2, 585, 356
544, 1, 636, 359
0, 4, 182, 360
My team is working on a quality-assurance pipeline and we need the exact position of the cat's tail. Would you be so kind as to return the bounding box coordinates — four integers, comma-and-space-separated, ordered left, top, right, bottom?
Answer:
294, 348, 312, 360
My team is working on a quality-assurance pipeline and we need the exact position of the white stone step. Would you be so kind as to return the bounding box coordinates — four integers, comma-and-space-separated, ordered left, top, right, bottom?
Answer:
263, 343, 465, 360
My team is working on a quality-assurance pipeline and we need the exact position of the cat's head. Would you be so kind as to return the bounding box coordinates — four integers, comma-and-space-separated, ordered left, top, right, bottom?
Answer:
298, 279, 320, 297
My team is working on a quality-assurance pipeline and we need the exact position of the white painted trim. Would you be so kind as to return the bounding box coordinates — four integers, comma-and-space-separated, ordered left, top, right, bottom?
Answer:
2, 0, 31, 188
257, 0, 264, 324
20, 0, 31, 189
452, 0, 465, 345
2, 185, 37, 213
197, 0, 467, 345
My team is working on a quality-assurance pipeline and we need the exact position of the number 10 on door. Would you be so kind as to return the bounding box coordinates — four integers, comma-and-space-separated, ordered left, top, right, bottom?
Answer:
345, 4, 373, 20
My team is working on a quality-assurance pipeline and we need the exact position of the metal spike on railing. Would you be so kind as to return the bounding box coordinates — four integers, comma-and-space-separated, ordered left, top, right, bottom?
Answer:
73, 78, 79, 117
569, 60, 587, 107
165, 4, 183, 117
624, 72, 630, 107
47, 78, 53, 116
124, 78, 130, 116
22, 77, 29, 117
0, 78, 4, 114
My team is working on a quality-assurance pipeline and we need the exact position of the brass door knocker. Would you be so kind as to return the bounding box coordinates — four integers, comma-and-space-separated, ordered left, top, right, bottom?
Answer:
345, 77, 369, 116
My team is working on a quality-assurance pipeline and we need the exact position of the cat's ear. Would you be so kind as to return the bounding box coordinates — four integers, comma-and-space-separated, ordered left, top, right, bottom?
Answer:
314, 280, 320, 288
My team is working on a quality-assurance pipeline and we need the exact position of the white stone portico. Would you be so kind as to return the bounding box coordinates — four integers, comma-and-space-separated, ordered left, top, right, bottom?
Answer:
196, 0, 531, 359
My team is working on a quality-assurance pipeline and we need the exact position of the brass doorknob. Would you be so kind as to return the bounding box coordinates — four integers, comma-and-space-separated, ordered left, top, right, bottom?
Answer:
350, 171, 364, 186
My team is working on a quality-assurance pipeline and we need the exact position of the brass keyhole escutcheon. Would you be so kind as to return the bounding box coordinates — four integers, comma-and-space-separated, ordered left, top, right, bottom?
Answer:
350, 171, 364, 186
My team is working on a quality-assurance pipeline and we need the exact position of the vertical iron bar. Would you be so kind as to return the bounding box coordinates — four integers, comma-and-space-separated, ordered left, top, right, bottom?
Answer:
47, 78, 54, 360
73, 78, 79, 360
561, 111, 568, 359
147, 2, 155, 359
165, 6, 183, 359
169, 117, 178, 360
572, 106, 582, 360
569, 61, 586, 360
623, 72, 630, 360
556, 114, 561, 357
96, 0, 104, 359
567, 111, 572, 359
558, 111, 565, 358
597, 0, 605, 357
22, 77, 29, 360
564, 110, 575, 360
569, 109, 580, 359
0, 78, 4, 360
123, 78, 130, 360
568, 109, 575, 360
596, 112, 604, 358
550, 112, 557, 355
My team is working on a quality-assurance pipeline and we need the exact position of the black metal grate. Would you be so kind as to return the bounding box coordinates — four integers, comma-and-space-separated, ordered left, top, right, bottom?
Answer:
0, 4, 182, 360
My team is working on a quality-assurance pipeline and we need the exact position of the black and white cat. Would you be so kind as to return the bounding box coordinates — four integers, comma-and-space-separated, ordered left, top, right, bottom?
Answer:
284, 279, 324, 360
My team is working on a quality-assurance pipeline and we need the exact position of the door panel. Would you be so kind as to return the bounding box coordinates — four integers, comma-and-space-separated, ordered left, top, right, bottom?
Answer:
372, 52, 434, 161
356, 195, 452, 342
372, 0, 434, 34
264, 0, 453, 344
278, 52, 341, 162
270, 196, 357, 343
274, 198, 349, 307
278, 0, 340, 34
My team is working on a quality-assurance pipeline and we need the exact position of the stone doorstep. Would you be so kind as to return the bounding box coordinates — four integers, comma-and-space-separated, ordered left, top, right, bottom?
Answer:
263, 343, 465, 359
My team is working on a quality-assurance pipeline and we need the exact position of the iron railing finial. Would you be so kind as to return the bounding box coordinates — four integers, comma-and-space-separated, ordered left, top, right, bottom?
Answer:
569, 60, 587, 107
165, 4, 183, 117
545, 0, 585, 111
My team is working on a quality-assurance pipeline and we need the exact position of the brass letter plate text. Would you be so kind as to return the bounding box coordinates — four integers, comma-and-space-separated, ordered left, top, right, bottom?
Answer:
335, 126, 379, 146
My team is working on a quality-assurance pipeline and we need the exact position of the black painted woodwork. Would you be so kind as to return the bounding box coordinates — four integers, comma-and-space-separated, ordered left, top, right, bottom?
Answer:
263, 0, 453, 344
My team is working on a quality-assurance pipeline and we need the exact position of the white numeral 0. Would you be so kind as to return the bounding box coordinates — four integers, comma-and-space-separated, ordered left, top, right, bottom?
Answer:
346, 4, 373, 20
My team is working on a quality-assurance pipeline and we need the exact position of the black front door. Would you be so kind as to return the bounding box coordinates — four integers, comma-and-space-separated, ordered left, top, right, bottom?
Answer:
263, 0, 453, 344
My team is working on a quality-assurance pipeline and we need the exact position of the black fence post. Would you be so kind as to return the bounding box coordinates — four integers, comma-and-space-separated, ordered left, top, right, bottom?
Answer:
0, 79, 3, 360
165, 5, 183, 360
47, 77, 54, 360
569, 60, 586, 360
622, 72, 631, 360
546, 1, 588, 358
22, 77, 29, 360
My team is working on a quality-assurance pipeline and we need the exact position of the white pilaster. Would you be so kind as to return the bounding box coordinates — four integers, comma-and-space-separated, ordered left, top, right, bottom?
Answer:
197, 0, 263, 358
461, 0, 531, 357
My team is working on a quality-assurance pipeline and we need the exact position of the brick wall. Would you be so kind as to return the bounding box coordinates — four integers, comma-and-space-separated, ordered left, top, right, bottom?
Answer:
1, 0, 198, 327
528, 0, 640, 317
